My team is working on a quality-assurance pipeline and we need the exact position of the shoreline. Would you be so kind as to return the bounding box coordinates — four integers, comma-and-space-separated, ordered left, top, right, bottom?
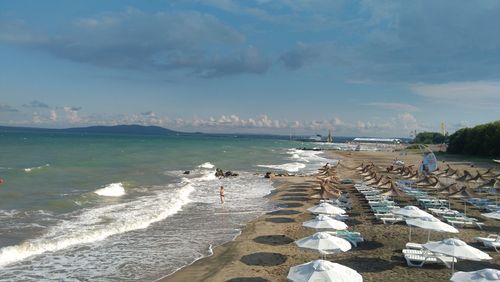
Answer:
159, 150, 500, 282
158, 174, 318, 282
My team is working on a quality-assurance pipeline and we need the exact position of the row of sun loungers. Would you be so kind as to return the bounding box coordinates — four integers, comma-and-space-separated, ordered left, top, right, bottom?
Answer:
355, 162, 498, 271
313, 180, 366, 248
354, 183, 404, 224
360, 165, 493, 230
465, 198, 500, 212
398, 181, 487, 229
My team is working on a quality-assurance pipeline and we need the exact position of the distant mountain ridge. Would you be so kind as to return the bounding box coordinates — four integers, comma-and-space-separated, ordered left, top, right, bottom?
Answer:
0, 124, 180, 135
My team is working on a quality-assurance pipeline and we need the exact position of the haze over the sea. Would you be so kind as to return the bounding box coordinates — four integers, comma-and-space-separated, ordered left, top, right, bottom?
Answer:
1, 1, 499, 137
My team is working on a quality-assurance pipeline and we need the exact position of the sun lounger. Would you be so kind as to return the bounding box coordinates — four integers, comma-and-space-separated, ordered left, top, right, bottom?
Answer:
403, 249, 456, 268
330, 214, 349, 221
475, 234, 500, 252
428, 207, 460, 217
405, 242, 423, 250
485, 204, 500, 212
328, 231, 364, 247
369, 200, 395, 206
372, 206, 396, 214
374, 212, 393, 219
447, 219, 485, 229
381, 217, 404, 224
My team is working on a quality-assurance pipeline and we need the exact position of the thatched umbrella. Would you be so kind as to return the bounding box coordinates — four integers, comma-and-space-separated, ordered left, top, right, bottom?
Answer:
363, 172, 378, 181
403, 170, 419, 180
381, 183, 406, 198
481, 168, 497, 177
366, 175, 382, 185
415, 175, 440, 188
457, 170, 474, 182
437, 183, 460, 195
377, 178, 394, 189
446, 169, 461, 179
448, 186, 479, 216
476, 179, 496, 189
468, 170, 489, 184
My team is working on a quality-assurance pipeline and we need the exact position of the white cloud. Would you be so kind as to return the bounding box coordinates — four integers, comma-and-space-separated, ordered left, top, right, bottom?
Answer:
0, 104, 427, 137
367, 102, 420, 112
63, 106, 81, 123
397, 112, 418, 130
49, 110, 58, 121
32, 112, 42, 124
410, 81, 500, 108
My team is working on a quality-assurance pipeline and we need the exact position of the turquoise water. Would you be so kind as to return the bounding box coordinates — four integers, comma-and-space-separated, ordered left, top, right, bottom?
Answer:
0, 132, 333, 281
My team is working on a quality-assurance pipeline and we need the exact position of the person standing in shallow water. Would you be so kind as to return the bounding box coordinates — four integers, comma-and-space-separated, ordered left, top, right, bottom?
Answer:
219, 186, 225, 205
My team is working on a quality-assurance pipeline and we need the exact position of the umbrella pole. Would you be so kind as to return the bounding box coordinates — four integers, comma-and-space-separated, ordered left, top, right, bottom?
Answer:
427, 230, 430, 242
409, 225, 412, 241
464, 201, 467, 216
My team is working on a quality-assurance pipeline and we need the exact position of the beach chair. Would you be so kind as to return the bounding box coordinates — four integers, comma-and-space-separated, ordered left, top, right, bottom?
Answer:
475, 234, 500, 252
429, 207, 460, 217
381, 216, 404, 225
374, 212, 393, 219
405, 242, 423, 250
328, 214, 349, 221
328, 231, 364, 247
403, 249, 456, 268
447, 219, 485, 230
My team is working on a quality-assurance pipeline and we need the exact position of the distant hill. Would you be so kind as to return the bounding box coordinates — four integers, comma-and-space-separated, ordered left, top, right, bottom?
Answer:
0, 125, 180, 136
64, 125, 178, 135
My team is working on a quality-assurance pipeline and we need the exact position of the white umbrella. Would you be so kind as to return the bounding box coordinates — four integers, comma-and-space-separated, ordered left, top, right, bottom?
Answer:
307, 203, 346, 215
481, 211, 500, 220
450, 268, 500, 282
302, 215, 348, 231
295, 232, 351, 257
406, 216, 459, 241
392, 205, 433, 218
423, 238, 492, 273
287, 259, 363, 282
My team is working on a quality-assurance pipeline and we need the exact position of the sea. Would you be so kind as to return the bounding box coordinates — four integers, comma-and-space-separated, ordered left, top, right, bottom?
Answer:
0, 131, 337, 281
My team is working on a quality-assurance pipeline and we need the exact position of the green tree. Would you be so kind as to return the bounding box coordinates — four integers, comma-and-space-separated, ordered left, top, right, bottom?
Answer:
415, 132, 446, 144
447, 120, 500, 157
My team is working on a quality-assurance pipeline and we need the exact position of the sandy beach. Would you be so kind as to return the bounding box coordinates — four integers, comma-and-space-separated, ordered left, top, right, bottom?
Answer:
161, 150, 500, 282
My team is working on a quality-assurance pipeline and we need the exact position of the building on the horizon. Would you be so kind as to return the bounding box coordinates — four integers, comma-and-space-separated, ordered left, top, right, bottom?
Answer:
327, 129, 333, 143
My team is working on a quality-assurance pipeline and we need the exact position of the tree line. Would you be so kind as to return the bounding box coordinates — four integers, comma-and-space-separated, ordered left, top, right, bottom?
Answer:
447, 120, 500, 157
413, 120, 500, 157
414, 132, 446, 144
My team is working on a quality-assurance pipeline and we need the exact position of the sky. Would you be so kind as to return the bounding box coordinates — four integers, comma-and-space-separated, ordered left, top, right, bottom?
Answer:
1, 0, 499, 137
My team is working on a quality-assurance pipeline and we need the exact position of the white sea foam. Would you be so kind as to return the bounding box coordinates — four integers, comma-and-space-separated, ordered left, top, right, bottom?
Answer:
197, 170, 217, 181
94, 183, 126, 197
257, 162, 306, 172
0, 209, 20, 219
0, 182, 195, 267
24, 164, 50, 172
198, 162, 215, 169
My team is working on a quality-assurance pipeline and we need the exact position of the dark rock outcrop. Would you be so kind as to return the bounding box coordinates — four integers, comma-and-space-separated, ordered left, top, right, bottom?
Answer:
215, 168, 238, 178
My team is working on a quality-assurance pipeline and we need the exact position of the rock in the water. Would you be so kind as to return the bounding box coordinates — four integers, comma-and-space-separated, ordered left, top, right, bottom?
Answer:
224, 171, 238, 177
183, 171, 190, 175
264, 172, 273, 178
215, 168, 224, 178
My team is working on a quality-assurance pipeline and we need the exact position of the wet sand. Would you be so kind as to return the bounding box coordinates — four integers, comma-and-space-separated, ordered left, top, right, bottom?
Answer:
160, 150, 500, 282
